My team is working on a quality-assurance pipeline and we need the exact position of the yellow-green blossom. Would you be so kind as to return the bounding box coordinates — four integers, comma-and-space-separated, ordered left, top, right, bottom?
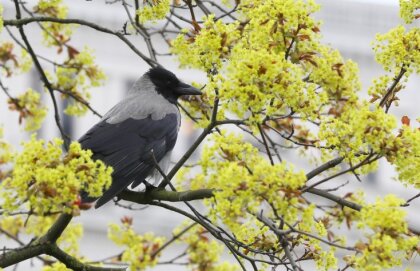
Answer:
173, 223, 239, 271
0, 127, 13, 166
192, 131, 306, 246
368, 75, 393, 101
399, 0, 420, 24
0, 3, 3, 33
348, 195, 419, 271
319, 102, 396, 168
34, 0, 73, 48
8, 88, 48, 131
0, 136, 112, 215
172, 15, 241, 71
54, 47, 106, 116
136, 0, 170, 24
316, 248, 337, 271
0, 216, 24, 237
171, 0, 358, 132
0, 42, 33, 77
108, 221, 165, 270
358, 195, 409, 233
308, 46, 361, 103
387, 126, 420, 188
42, 262, 71, 271
373, 26, 420, 75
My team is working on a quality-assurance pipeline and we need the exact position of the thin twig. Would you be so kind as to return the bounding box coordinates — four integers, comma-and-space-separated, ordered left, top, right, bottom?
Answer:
379, 67, 406, 108
4, 16, 158, 67
12, 1, 70, 149
258, 124, 275, 165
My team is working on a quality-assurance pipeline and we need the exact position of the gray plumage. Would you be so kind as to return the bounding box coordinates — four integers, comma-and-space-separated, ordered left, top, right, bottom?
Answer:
104, 76, 179, 124
79, 67, 201, 208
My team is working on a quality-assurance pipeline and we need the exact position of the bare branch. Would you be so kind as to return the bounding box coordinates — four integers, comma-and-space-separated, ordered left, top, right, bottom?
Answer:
119, 188, 214, 203
305, 157, 344, 181
12, 0, 70, 148
379, 67, 406, 109
4, 16, 158, 67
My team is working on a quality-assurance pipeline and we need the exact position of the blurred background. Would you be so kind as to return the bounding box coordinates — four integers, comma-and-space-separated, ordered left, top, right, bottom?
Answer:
1, 0, 419, 270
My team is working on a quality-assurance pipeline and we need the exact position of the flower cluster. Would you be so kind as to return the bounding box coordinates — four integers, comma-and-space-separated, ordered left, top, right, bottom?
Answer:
136, 0, 170, 24
8, 88, 48, 131
108, 220, 165, 270
296, 204, 339, 270
52, 47, 106, 116
171, 15, 241, 71
0, 127, 12, 196
0, 3, 3, 33
189, 131, 306, 247
173, 223, 239, 271
0, 136, 112, 215
387, 125, 420, 188
373, 26, 420, 75
0, 215, 24, 237
368, 75, 393, 102
32, 0, 106, 116
319, 102, 396, 168
172, 0, 361, 131
308, 45, 361, 104
0, 42, 33, 77
0, 127, 13, 166
34, 0, 73, 48
399, 0, 420, 24
346, 195, 419, 271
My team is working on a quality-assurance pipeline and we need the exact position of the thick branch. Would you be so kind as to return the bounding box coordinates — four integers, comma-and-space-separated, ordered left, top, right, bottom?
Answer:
307, 188, 420, 235
0, 243, 45, 268
305, 157, 344, 181
40, 213, 73, 243
0, 213, 73, 268
0, 241, 125, 270
302, 154, 380, 193
119, 188, 214, 204
46, 244, 126, 271
306, 187, 362, 211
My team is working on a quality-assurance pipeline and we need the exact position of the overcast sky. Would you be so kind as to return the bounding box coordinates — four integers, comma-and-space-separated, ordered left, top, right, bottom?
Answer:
350, 0, 398, 5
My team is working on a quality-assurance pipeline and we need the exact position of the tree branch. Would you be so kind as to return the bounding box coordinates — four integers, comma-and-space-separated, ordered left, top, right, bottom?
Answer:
119, 188, 214, 204
12, 0, 70, 149
302, 154, 380, 193
305, 157, 344, 181
379, 67, 406, 108
46, 244, 126, 271
158, 95, 219, 188
0, 243, 45, 268
40, 213, 73, 243
306, 187, 362, 211
4, 16, 158, 67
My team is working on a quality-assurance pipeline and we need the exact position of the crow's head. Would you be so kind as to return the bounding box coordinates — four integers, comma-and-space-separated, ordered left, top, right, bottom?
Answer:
145, 67, 201, 103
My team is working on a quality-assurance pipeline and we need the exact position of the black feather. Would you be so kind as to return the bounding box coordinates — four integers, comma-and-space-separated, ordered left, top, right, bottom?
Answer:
79, 114, 179, 208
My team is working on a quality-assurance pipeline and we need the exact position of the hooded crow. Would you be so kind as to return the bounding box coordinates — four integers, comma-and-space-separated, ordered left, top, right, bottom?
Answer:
79, 67, 201, 208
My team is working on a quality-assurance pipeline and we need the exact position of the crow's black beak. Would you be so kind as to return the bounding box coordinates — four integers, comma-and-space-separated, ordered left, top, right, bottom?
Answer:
176, 82, 202, 96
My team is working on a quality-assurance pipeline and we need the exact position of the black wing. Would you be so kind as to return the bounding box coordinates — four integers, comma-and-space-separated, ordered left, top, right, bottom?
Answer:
79, 113, 179, 208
